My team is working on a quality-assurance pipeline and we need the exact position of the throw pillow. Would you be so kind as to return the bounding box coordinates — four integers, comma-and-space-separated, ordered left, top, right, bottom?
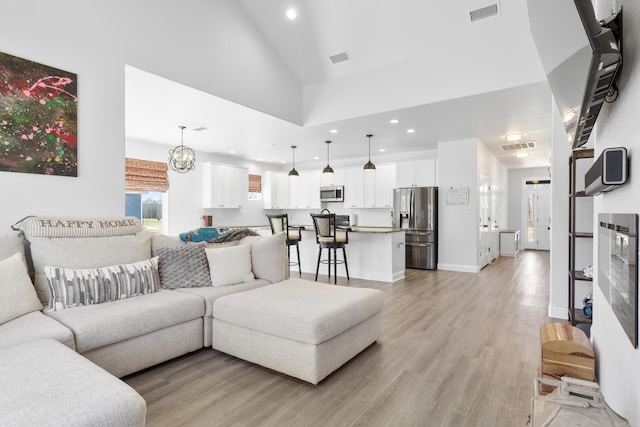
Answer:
205, 244, 255, 287
12, 216, 143, 239
152, 243, 211, 289
250, 232, 287, 284
0, 253, 43, 324
44, 257, 161, 311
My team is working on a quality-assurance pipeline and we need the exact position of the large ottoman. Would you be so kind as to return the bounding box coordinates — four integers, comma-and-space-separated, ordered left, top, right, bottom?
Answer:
0, 339, 146, 426
211, 278, 384, 384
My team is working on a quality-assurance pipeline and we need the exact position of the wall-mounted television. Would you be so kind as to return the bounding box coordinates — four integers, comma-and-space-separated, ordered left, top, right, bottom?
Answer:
527, 0, 622, 148
598, 213, 638, 348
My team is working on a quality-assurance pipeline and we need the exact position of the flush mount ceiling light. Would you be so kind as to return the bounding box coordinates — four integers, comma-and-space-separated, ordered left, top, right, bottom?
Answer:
363, 134, 376, 172
286, 8, 296, 20
563, 109, 577, 123
329, 129, 338, 134
389, 119, 399, 124
168, 125, 196, 173
407, 129, 415, 133
322, 140, 334, 175
504, 132, 524, 141
288, 145, 299, 178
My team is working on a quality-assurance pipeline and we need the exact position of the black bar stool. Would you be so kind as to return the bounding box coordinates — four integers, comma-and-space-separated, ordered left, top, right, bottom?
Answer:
310, 212, 350, 284
266, 213, 304, 276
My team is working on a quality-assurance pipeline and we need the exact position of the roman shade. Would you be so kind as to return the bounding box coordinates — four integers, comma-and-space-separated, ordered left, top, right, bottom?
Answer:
248, 174, 261, 193
125, 158, 169, 192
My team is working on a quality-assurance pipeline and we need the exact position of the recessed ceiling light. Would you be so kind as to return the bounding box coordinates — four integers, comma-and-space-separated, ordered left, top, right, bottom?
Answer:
280, 160, 286, 164
329, 129, 338, 134
407, 129, 415, 133
389, 119, 399, 124
313, 156, 320, 160
256, 158, 262, 162
516, 152, 529, 158
379, 148, 386, 152
505, 132, 523, 141
229, 150, 236, 154
286, 8, 296, 20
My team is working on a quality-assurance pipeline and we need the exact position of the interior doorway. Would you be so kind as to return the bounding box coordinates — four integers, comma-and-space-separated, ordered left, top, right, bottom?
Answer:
522, 178, 551, 250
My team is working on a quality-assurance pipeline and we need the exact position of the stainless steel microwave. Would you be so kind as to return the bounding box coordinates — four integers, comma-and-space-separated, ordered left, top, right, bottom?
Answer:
320, 185, 344, 202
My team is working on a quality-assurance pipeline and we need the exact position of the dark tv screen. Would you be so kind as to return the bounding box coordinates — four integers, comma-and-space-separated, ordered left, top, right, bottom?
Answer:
527, 0, 621, 148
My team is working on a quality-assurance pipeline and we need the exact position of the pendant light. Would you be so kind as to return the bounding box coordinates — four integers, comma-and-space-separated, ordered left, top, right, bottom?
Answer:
322, 140, 334, 176
363, 134, 376, 171
168, 125, 196, 173
288, 145, 299, 179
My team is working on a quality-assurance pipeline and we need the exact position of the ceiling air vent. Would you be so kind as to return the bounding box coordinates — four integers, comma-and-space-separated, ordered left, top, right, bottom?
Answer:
469, 3, 499, 22
329, 51, 350, 64
500, 141, 537, 151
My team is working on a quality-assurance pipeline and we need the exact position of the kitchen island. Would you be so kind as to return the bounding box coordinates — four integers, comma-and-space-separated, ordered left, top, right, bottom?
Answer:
296, 226, 405, 283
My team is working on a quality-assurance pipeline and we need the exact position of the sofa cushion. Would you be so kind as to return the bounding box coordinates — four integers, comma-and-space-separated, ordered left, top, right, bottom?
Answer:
212, 278, 384, 345
0, 253, 43, 324
153, 243, 211, 289
12, 216, 143, 239
175, 279, 271, 317
0, 339, 146, 427
28, 231, 152, 305
44, 257, 161, 311
205, 244, 255, 287
46, 289, 204, 353
0, 311, 75, 351
249, 232, 287, 284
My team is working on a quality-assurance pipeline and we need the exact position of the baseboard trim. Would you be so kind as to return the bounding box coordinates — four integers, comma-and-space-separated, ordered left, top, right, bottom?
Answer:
437, 263, 481, 273
548, 305, 568, 320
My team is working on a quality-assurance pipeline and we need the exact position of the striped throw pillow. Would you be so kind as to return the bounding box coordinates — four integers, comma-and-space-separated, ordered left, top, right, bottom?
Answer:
44, 257, 161, 311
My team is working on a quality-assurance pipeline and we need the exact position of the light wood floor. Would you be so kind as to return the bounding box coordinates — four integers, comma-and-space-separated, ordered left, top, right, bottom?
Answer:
125, 250, 553, 427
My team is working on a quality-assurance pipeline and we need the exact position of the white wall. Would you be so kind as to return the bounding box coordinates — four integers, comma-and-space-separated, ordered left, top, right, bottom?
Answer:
589, 1, 640, 424
437, 139, 479, 272
0, 0, 300, 234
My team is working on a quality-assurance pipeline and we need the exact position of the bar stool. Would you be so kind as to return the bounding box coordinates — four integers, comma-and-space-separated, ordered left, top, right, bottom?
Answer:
266, 213, 304, 276
310, 212, 350, 284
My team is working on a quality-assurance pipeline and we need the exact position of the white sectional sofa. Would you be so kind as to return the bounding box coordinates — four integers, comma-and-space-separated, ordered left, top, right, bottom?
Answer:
0, 216, 383, 425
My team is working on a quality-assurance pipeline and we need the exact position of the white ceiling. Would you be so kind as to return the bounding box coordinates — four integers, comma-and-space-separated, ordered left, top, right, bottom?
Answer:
125, 0, 553, 170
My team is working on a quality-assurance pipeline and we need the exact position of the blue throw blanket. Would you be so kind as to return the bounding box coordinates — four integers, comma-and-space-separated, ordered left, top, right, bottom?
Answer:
179, 227, 226, 243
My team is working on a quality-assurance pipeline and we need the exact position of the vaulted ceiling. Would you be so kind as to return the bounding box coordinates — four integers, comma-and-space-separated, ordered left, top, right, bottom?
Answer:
125, 0, 553, 169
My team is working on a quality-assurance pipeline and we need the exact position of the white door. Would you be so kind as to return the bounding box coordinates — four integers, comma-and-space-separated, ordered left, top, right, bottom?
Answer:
522, 179, 551, 250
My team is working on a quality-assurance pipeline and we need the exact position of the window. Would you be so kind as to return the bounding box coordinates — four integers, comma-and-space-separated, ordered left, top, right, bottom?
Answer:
248, 173, 262, 200
125, 158, 169, 233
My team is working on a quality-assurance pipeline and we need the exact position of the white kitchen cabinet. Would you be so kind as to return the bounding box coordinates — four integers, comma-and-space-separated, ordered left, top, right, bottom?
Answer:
202, 163, 248, 208
343, 167, 366, 208
263, 171, 290, 209
295, 171, 321, 209
396, 158, 437, 187
375, 164, 396, 208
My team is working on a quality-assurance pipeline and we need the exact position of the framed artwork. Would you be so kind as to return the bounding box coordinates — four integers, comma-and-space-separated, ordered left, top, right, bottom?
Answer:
0, 51, 77, 176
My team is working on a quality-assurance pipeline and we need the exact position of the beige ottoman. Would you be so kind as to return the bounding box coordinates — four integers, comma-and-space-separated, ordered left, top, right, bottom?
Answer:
0, 339, 146, 426
211, 278, 383, 384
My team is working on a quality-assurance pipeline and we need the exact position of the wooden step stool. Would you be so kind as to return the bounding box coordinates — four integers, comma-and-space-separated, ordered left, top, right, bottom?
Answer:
539, 323, 595, 394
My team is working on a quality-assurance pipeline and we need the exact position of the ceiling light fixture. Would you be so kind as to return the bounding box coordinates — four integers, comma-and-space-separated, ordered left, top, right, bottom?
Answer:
288, 145, 299, 179
407, 129, 415, 134
389, 119, 399, 124
516, 152, 529, 158
168, 126, 196, 173
505, 132, 524, 141
363, 134, 376, 172
329, 129, 338, 134
563, 109, 577, 123
286, 8, 296, 20
322, 140, 334, 176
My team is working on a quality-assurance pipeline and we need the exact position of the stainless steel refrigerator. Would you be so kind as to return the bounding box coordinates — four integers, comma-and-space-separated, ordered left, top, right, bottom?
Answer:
392, 187, 438, 270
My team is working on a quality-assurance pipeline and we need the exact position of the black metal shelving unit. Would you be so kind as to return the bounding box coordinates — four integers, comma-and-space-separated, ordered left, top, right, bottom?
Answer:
568, 148, 594, 326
